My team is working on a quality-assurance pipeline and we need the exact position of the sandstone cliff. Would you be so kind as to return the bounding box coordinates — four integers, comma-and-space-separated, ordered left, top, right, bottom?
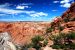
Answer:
49, 2, 75, 34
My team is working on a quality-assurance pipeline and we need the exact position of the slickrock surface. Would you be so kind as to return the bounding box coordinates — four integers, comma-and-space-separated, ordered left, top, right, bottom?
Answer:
60, 2, 75, 33
0, 22, 50, 45
0, 32, 16, 50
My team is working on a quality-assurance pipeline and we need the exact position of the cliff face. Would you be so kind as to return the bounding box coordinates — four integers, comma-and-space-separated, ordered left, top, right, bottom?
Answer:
61, 2, 75, 32
0, 22, 50, 45
61, 2, 75, 20
44, 2, 75, 36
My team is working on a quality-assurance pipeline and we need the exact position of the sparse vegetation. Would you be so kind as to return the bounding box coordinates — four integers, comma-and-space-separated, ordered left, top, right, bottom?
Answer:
70, 18, 75, 21
31, 35, 44, 50
31, 35, 48, 50
58, 25, 64, 31
21, 35, 48, 50
46, 27, 53, 33
50, 32, 75, 50
64, 13, 71, 23
51, 22, 56, 29
43, 39, 48, 46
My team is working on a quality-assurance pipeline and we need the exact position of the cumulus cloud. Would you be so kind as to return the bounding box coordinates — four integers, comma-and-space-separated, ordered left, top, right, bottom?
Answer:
16, 5, 29, 9
0, 8, 24, 14
16, 6, 25, 9
0, 8, 48, 17
0, 3, 48, 17
60, 3, 71, 8
60, 0, 74, 8
60, 0, 71, 3
53, 1, 59, 3
29, 12, 48, 17
16, 3, 33, 9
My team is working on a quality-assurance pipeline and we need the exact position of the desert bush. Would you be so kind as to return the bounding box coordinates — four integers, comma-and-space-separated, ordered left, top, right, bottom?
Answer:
51, 32, 75, 50
66, 32, 75, 39
63, 17, 69, 22
51, 22, 56, 28
22, 35, 48, 50
63, 13, 71, 23
46, 27, 53, 33
58, 26, 64, 31
43, 39, 48, 46
31, 35, 44, 50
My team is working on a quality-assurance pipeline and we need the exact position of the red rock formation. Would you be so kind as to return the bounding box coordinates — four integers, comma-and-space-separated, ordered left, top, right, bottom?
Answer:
61, 2, 75, 19
49, 2, 75, 34
0, 22, 50, 45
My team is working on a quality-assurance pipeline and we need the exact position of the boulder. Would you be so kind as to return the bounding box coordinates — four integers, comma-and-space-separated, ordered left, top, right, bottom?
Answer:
0, 32, 16, 50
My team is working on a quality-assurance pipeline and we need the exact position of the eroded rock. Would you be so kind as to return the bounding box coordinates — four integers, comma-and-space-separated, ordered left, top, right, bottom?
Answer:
0, 32, 16, 50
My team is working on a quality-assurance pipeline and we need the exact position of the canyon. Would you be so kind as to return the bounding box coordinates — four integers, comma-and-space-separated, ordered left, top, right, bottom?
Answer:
0, 22, 50, 46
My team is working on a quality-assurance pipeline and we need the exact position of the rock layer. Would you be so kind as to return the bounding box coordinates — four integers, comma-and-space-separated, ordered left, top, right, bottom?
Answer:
0, 22, 50, 45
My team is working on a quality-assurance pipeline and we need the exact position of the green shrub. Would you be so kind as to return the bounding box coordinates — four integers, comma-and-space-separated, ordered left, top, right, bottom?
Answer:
31, 35, 44, 50
58, 26, 64, 31
64, 13, 71, 23
64, 18, 69, 22
51, 32, 75, 50
46, 27, 53, 33
66, 32, 75, 39
43, 39, 48, 46
21, 35, 44, 50
51, 45, 61, 49
31, 35, 44, 44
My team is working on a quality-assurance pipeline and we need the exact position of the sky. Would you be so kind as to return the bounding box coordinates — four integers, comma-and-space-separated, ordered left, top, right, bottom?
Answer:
0, 0, 74, 21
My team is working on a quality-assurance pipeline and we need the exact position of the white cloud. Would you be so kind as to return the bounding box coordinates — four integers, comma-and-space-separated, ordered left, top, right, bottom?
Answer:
16, 3, 33, 9
60, 3, 71, 8
0, 8, 24, 14
29, 12, 48, 17
53, 1, 59, 3
16, 6, 25, 9
0, 3, 11, 8
0, 8, 35, 14
60, 0, 73, 8
52, 10, 58, 11
16, 5, 29, 9
0, 3, 48, 17
0, 8, 48, 17
60, 0, 71, 3
20, 3, 33, 5
0, 3, 30, 10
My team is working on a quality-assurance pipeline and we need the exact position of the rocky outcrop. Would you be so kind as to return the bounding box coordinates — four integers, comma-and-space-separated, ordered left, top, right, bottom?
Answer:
61, 2, 75, 20
49, 2, 75, 34
0, 22, 50, 46
0, 32, 16, 50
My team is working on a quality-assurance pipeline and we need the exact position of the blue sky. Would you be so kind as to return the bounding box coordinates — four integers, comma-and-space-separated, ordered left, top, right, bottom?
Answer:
0, 0, 74, 21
